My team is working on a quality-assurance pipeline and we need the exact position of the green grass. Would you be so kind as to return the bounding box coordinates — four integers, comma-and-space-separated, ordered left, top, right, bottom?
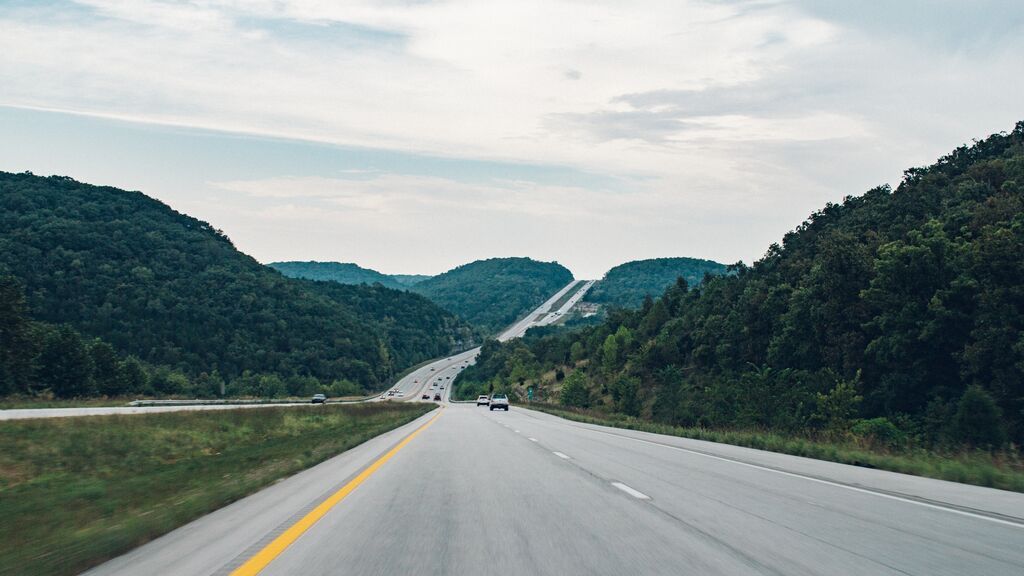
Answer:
0, 396, 136, 409
0, 402, 435, 576
526, 403, 1024, 493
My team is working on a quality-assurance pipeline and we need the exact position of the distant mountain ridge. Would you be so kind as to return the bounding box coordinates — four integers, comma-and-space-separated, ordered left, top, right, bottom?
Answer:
586, 257, 730, 308
268, 261, 422, 290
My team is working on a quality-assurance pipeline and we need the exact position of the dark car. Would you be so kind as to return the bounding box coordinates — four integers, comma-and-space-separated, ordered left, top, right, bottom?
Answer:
433, 392, 442, 401
489, 394, 509, 411
422, 393, 430, 400
311, 394, 327, 404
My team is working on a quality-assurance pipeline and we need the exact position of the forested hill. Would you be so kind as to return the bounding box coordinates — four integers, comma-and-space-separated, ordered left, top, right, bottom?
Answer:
460, 121, 1024, 448
586, 257, 730, 308
0, 172, 473, 392
268, 261, 409, 290
410, 257, 574, 334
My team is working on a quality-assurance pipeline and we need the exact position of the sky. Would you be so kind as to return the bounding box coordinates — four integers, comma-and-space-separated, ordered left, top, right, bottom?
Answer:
1, 1, 1022, 279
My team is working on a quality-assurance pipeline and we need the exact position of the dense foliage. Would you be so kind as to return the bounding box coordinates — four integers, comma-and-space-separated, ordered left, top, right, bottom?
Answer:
268, 260, 415, 291
410, 257, 574, 334
0, 172, 473, 396
586, 257, 729, 308
457, 122, 1024, 449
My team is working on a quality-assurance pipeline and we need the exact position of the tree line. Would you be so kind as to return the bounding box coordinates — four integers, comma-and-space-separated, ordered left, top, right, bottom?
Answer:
0, 172, 474, 398
455, 122, 1024, 450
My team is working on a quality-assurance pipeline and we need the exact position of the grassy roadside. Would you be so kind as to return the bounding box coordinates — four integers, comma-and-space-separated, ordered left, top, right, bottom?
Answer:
525, 403, 1024, 493
0, 396, 136, 409
0, 402, 435, 576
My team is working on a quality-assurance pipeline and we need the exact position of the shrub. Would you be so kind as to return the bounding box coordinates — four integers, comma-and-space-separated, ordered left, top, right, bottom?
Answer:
851, 417, 906, 450
954, 386, 1006, 448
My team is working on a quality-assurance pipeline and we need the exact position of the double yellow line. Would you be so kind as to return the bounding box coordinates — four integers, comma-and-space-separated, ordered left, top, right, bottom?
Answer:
231, 408, 443, 576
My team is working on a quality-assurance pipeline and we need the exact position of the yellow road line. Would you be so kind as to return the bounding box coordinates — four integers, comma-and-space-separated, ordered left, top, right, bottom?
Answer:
230, 408, 443, 576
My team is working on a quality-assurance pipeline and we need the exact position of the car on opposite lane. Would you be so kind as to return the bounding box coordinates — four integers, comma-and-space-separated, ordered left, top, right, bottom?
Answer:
311, 394, 327, 404
489, 394, 509, 411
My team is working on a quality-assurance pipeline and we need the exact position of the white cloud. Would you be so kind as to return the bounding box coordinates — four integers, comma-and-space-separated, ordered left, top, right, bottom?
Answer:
1, 0, 1021, 277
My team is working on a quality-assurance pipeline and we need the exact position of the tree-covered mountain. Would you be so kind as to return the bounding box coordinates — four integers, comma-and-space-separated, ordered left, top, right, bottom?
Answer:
586, 257, 730, 308
0, 172, 473, 395
409, 257, 574, 334
458, 122, 1024, 448
268, 261, 407, 290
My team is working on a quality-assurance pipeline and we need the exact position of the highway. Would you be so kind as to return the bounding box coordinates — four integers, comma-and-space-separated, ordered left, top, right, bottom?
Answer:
87, 403, 1024, 576
381, 279, 591, 403
0, 280, 590, 421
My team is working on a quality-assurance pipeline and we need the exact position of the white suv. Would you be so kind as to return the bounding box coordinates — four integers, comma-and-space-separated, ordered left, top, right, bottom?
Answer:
489, 394, 509, 411
476, 395, 490, 406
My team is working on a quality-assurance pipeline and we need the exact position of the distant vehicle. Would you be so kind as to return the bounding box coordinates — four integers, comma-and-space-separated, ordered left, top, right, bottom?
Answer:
433, 392, 441, 401
489, 394, 509, 411
386, 391, 396, 397
446, 376, 451, 379
311, 393, 327, 404
422, 393, 430, 400
440, 386, 445, 390
477, 395, 490, 406
430, 367, 435, 371
396, 391, 405, 398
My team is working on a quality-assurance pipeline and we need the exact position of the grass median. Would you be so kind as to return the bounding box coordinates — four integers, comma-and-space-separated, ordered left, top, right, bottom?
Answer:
0, 402, 435, 576
525, 403, 1024, 493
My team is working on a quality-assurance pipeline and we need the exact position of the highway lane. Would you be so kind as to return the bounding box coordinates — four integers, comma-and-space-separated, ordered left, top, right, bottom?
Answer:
533, 279, 595, 327
87, 403, 1024, 576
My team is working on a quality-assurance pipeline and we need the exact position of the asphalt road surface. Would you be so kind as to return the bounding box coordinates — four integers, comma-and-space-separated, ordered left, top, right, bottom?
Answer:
87, 403, 1024, 576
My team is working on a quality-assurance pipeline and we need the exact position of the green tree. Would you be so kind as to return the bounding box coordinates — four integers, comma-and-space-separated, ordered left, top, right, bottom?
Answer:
953, 386, 1006, 448
35, 326, 94, 398
560, 371, 590, 408
569, 341, 586, 363
0, 276, 34, 395
120, 356, 149, 395
611, 376, 641, 416
90, 340, 127, 397
810, 374, 862, 435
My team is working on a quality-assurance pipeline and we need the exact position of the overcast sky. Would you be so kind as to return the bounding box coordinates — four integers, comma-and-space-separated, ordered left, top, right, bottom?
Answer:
1, 1, 1022, 278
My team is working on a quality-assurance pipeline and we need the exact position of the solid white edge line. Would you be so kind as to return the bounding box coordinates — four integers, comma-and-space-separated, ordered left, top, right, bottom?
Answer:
612, 482, 650, 500
584, 427, 1024, 529
553, 451, 570, 459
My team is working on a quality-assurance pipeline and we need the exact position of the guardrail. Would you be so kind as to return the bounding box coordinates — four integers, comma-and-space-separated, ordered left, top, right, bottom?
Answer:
127, 396, 378, 407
